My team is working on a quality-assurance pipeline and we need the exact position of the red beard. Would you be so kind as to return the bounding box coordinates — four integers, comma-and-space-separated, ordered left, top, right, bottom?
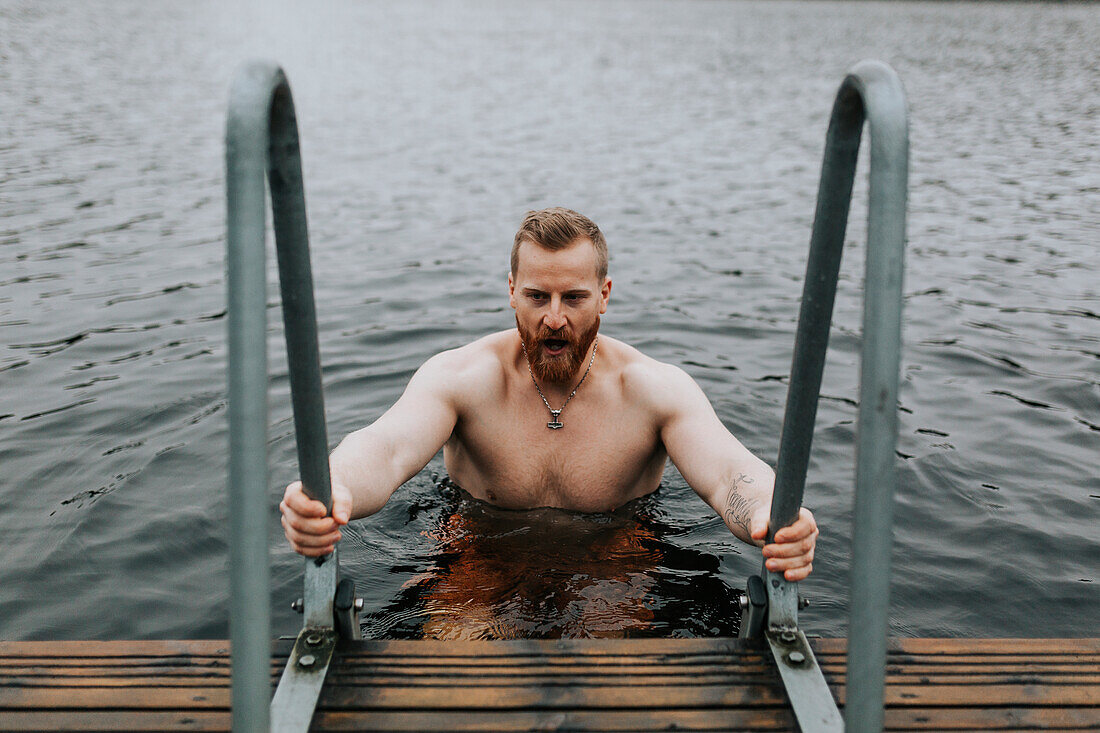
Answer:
517, 315, 600, 384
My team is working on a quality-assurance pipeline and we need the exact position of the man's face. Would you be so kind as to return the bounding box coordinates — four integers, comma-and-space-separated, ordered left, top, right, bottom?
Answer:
509, 237, 611, 384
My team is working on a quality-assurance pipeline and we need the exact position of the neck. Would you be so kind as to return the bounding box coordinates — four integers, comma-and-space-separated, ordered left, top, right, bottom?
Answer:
519, 336, 599, 400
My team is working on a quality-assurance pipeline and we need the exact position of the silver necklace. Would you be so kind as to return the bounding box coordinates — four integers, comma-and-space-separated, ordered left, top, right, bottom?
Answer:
521, 336, 598, 429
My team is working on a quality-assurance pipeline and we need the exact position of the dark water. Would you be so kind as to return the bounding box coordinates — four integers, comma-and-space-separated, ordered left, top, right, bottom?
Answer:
1, 0, 1097, 641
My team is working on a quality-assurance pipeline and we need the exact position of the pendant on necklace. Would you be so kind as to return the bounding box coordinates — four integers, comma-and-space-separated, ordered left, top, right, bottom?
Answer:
547, 409, 564, 430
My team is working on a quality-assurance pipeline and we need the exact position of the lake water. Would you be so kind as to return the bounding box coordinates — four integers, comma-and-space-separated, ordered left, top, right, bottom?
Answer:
1, 0, 1097, 641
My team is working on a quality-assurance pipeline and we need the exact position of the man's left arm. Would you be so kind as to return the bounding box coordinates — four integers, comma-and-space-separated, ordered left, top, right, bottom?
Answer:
651, 364, 818, 581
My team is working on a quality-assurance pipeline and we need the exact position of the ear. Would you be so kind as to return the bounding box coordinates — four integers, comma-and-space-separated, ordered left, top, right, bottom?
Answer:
508, 271, 517, 310
598, 277, 611, 314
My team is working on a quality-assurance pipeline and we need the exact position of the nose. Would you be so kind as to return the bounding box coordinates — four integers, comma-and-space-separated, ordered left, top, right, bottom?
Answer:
543, 298, 567, 331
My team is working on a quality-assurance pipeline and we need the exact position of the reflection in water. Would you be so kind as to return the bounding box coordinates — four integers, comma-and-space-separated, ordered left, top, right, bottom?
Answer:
363, 481, 742, 640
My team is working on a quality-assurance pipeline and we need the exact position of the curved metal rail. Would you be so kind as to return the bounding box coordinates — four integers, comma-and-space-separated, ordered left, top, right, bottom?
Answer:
226, 60, 335, 732
747, 60, 908, 732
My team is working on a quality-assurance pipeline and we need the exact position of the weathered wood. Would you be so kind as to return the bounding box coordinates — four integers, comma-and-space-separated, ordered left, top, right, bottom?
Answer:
319, 681, 789, 710
310, 708, 798, 731
812, 637, 1100, 654
0, 711, 231, 732
882, 706, 1100, 730
1, 638, 1097, 732
0, 640, 234, 657
0, 686, 231, 709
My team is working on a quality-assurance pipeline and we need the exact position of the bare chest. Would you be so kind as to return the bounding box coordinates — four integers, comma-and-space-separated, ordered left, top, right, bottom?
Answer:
444, 388, 666, 512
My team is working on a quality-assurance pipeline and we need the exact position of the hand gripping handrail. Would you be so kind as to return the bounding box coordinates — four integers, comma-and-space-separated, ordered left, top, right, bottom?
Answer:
742, 60, 908, 732
226, 60, 339, 732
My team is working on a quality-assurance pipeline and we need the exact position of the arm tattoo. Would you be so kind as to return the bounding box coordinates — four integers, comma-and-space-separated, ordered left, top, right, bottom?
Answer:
723, 473, 760, 539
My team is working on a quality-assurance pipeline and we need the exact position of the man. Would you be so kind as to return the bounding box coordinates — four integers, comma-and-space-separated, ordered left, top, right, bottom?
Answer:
281, 207, 818, 582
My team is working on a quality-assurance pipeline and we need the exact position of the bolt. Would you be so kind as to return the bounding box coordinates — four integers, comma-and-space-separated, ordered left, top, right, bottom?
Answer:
779, 630, 797, 644
354, 597, 364, 611
299, 654, 316, 668
290, 598, 303, 613
799, 596, 811, 610
788, 651, 806, 665
305, 632, 323, 647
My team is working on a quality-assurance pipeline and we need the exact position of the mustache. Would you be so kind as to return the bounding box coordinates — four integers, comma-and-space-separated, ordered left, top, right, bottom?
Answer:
537, 325, 575, 342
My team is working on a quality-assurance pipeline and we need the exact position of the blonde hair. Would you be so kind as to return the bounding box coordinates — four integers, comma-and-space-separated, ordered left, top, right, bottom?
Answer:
511, 207, 608, 280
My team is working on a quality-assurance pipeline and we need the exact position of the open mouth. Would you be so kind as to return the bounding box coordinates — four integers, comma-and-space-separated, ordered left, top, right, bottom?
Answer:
543, 338, 568, 354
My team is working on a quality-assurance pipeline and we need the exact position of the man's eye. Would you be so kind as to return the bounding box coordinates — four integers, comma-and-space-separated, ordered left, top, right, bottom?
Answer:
529, 293, 547, 301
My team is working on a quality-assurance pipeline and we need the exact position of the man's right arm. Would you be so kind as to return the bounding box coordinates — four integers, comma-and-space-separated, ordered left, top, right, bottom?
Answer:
280, 351, 460, 557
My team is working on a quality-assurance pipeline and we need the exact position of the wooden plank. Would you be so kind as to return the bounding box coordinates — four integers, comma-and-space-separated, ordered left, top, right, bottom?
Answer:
827, 660, 1100, 673
880, 655, 1100, 666
0, 662, 279, 677
0, 686, 230, 709
810, 638, 1100, 654
311, 708, 797, 732
0, 640, 234, 657
324, 673, 780, 689
332, 653, 773, 668
318, 682, 790, 710
2, 637, 1099, 733
824, 683, 1100, 707
0, 655, 235, 666
883, 706, 1100, 730
0, 711, 230, 732
0, 672, 783, 690
327, 661, 1100, 678
0, 662, 237, 675
332, 672, 1100, 689
333, 653, 773, 667
0, 677, 231, 688
328, 662, 775, 677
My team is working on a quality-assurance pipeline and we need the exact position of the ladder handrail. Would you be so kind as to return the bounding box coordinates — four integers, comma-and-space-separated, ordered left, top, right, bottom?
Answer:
226, 59, 336, 732
766, 59, 908, 732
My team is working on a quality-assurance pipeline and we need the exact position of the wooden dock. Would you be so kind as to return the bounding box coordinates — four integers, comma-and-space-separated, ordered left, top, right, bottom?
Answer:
1, 637, 1097, 731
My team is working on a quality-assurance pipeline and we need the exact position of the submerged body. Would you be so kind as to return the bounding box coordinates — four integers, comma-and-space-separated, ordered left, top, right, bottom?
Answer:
281, 208, 818, 584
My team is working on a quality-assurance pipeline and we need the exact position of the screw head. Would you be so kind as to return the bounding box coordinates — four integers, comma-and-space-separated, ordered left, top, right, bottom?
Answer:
788, 651, 806, 665
299, 654, 316, 668
354, 598, 365, 611
779, 630, 797, 644
305, 632, 323, 647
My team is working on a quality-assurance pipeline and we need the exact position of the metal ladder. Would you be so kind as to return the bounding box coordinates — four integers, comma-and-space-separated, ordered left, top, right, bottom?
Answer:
223, 58, 907, 732
225, 60, 359, 733
737, 60, 909, 733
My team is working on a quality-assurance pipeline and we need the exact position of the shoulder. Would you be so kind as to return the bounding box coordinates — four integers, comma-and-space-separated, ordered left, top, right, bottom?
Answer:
413, 330, 511, 398
601, 337, 703, 418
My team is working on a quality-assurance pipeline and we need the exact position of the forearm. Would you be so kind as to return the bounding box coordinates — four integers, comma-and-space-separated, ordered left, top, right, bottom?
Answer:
717, 462, 774, 546
328, 425, 408, 519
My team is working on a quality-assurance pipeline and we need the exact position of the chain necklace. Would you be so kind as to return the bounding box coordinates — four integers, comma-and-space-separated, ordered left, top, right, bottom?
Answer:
520, 336, 598, 429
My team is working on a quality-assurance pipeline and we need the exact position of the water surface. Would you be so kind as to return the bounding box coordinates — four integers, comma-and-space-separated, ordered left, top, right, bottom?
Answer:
1, 0, 1097, 640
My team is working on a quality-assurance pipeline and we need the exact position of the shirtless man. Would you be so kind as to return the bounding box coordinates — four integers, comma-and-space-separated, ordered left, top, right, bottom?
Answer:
281, 207, 818, 581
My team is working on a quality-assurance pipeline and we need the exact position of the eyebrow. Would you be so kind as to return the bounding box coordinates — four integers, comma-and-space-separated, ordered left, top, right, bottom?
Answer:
522, 287, 591, 296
